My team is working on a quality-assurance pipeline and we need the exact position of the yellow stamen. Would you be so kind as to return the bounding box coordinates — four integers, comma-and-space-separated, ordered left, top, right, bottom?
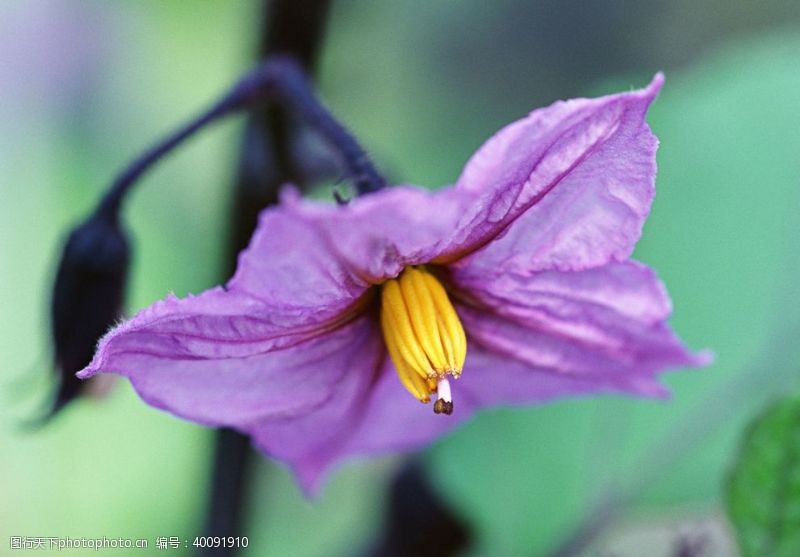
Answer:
420, 269, 467, 377
381, 308, 431, 403
380, 267, 467, 413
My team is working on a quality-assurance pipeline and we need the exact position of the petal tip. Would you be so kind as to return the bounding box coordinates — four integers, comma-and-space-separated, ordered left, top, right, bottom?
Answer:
691, 349, 715, 367
75, 367, 94, 380
631, 72, 665, 109
648, 72, 665, 94
76, 351, 107, 379
283, 455, 333, 499
278, 184, 302, 205
75, 336, 112, 380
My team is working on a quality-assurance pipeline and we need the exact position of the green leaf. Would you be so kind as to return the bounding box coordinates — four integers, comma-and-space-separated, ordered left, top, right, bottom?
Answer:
726, 395, 800, 557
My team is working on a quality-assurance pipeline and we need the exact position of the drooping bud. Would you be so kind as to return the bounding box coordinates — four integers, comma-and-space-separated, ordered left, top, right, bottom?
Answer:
48, 210, 130, 419
380, 267, 466, 413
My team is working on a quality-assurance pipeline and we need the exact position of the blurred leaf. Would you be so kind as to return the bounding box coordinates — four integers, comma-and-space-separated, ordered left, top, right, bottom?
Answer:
726, 395, 800, 557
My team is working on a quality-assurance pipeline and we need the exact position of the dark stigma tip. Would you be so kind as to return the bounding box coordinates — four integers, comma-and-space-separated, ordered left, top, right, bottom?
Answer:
433, 399, 453, 415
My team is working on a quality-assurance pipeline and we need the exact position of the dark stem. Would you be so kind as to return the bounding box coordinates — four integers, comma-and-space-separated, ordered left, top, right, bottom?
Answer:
271, 56, 386, 195
96, 99, 234, 217
200, 428, 254, 543
363, 460, 472, 557
258, 0, 331, 65
225, 0, 334, 264
200, 1, 332, 555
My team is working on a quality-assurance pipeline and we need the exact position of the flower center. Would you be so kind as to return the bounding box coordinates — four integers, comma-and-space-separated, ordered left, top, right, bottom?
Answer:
379, 266, 466, 415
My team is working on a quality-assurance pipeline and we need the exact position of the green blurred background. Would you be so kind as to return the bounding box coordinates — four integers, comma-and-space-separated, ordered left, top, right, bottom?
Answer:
2, 1, 800, 555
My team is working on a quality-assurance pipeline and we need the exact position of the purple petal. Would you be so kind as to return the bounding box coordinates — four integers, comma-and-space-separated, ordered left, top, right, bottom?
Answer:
296, 355, 481, 489
237, 315, 388, 494
83, 312, 382, 457
272, 186, 465, 283
228, 193, 370, 309
343, 357, 478, 455
248, 319, 385, 494
450, 260, 709, 395
328, 342, 631, 470
78, 289, 295, 370
442, 74, 664, 273
455, 344, 657, 406
78, 285, 361, 373
79, 193, 381, 375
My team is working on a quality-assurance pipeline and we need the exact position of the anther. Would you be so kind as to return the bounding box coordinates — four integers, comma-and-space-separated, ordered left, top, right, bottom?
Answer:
380, 267, 466, 410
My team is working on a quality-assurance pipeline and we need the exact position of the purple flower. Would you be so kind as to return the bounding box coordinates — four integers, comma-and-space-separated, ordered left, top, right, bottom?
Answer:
79, 74, 708, 492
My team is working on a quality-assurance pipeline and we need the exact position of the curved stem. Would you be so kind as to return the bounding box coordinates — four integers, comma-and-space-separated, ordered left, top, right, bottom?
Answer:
97, 99, 233, 217
97, 53, 384, 219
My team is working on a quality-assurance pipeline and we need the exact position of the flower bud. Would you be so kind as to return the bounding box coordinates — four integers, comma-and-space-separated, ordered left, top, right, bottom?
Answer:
48, 211, 130, 418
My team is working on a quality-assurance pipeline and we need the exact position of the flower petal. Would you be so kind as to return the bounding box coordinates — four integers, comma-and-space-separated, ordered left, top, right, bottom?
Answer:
244, 74, 664, 288
456, 344, 653, 406
248, 319, 385, 494
78, 287, 359, 372
343, 356, 478, 455
450, 261, 709, 394
82, 312, 381, 445
78, 192, 383, 376
443, 74, 663, 272
453, 259, 674, 325
228, 192, 370, 311
274, 186, 465, 283
329, 342, 624, 467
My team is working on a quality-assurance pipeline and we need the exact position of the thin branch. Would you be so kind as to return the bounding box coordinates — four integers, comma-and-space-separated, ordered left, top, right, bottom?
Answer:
97, 53, 383, 219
